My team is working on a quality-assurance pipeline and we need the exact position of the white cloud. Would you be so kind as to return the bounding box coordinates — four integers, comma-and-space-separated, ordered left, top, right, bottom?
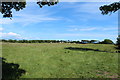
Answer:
102, 27, 118, 31
69, 27, 97, 31
0, 27, 4, 31
0, 13, 60, 25
6, 32, 20, 36
54, 33, 117, 40
0, 32, 26, 39
0, 18, 13, 24
59, 2, 118, 23
59, 2, 110, 14
69, 2, 117, 23
68, 25, 118, 31
76, 3, 104, 14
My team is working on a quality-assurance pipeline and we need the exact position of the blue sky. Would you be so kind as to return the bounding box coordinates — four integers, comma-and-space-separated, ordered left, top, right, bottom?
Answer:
0, 2, 118, 42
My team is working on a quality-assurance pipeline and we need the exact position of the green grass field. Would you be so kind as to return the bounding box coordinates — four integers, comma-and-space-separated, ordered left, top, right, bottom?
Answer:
1, 43, 119, 78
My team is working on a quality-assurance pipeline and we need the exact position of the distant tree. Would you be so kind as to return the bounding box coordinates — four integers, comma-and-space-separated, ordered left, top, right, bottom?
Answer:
8, 39, 14, 43
81, 40, 90, 44
1, 39, 7, 42
101, 39, 114, 44
116, 35, 120, 49
90, 40, 99, 44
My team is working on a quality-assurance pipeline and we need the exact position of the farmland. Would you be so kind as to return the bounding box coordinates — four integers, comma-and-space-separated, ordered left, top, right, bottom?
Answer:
1, 43, 119, 78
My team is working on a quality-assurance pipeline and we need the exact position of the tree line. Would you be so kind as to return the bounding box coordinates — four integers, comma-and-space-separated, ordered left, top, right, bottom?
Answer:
0, 39, 115, 44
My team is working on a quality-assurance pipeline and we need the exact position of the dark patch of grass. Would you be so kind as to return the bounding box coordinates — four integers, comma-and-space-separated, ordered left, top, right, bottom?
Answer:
65, 47, 117, 53
1, 57, 26, 80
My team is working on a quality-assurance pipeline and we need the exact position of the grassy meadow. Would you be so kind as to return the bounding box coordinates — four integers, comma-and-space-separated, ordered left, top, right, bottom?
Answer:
1, 43, 119, 78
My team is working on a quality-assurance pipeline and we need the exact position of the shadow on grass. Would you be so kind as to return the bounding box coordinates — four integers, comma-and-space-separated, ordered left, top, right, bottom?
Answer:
65, 47, 117, 53
0, 57, 26, 80
114, 49, 120, 53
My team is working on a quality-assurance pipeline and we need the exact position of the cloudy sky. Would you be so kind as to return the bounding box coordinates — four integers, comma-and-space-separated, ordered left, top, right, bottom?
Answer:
0, 2, 118, 42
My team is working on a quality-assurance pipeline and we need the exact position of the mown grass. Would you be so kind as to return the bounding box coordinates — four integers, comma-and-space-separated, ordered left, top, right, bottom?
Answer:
1, 43, 119, 78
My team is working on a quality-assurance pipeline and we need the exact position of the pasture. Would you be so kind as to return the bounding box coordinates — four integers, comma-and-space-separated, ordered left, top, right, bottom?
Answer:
1, 43, 119, 78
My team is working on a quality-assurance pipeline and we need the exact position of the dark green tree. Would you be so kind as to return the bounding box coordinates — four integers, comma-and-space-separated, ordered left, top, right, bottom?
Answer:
0, 0, 58, 18
100, 2, 120, 49
116, 35, 120, 49
100, 2, 120, 15
1, 0, 26, 18
90, 40, 99, 44
37, 0, 59, 8
81, 40, 90, 44
101, 39, 114, 44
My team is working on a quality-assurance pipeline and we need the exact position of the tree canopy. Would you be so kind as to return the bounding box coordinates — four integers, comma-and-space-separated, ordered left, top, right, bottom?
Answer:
1, 0, 120, 18
1, 1, 26, 17
116, 35, 120, 49
37, 0, 59, 8
99, 2, 120, 15
101, 39, 114, 44
0, 0, 59, 18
